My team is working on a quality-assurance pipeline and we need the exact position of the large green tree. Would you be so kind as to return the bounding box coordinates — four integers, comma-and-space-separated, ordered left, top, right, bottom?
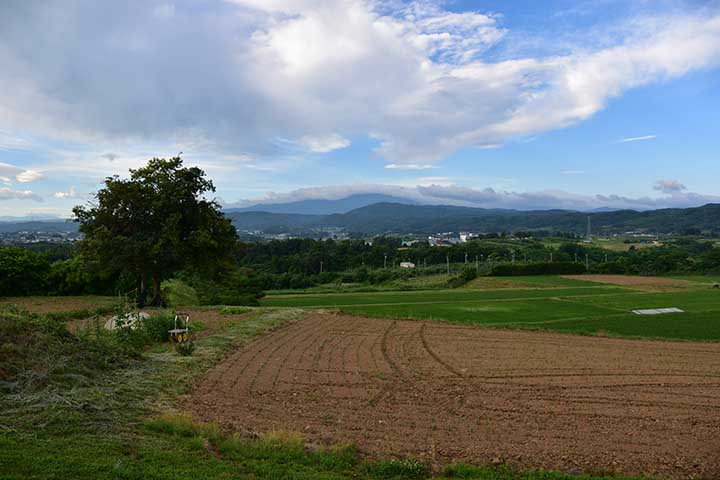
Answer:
73, 157, 238, 306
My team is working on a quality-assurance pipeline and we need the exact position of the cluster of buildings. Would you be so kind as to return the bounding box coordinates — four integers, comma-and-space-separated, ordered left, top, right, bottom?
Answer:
0, 230, 80, 244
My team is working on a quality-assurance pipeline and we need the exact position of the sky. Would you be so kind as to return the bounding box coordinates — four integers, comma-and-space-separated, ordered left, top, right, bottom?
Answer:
1, 0, 719, 217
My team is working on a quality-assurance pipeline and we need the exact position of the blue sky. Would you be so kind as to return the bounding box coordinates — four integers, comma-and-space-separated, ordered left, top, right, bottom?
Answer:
1, 0, 719, 216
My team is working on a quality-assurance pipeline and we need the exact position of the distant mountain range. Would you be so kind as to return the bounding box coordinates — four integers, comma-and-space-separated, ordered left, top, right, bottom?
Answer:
226, 193, 417, 215
228, 202, 720, 235
1, 201, 718, 236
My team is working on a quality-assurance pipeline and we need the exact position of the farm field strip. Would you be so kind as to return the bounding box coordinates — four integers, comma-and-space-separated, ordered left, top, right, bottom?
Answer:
187, 312, 720, 480
260, 286, 629, 307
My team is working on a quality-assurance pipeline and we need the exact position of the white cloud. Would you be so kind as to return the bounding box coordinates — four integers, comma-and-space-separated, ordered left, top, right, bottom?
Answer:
15, 169, 43, 183
0, 187, 42, 202
0, 2, 717, 167
620, 135, 657, 143
297, 134, 351, 153
385, 163, 436, 170
0, 162, 42, 183
53, 186, 81, 199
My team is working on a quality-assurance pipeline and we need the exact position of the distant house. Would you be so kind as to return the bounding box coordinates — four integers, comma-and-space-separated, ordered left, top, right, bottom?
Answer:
400, 262, 415, 269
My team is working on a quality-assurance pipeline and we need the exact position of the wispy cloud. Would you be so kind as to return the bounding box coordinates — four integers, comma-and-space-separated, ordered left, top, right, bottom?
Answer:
0, 187, 42, 202
296, 134, 350, 153
619, 135, 657, 143
385, 164, 437, 170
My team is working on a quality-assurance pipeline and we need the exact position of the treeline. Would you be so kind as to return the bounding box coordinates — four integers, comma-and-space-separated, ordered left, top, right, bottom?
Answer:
3, 236, 720, 298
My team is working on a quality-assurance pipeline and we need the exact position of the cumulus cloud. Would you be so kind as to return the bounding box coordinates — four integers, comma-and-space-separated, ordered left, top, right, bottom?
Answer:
0, 187, 42, 202
233, 181, 720, 211
0, 1, 718, 166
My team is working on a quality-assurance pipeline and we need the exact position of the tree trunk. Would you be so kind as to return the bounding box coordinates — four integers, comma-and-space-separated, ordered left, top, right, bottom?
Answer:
136, 272, 148, 308
150, 273, 164, 307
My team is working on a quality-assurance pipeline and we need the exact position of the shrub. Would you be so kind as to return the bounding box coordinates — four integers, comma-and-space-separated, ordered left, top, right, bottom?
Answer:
365, 458, 427, 479
0, 247, 51, 296
161, 279, 199, 307
447, 267, 478, 288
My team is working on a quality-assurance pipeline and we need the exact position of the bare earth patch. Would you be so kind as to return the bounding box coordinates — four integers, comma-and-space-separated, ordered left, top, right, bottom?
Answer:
0, 295, 117, 314
186, 312, 720, 479
562, 274, 702, 289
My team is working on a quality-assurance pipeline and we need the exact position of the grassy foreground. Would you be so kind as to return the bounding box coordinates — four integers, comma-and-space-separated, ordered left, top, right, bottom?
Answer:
0, 305, 652, 480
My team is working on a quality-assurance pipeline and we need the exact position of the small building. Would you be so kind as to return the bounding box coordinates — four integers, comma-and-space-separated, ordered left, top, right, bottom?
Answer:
399, 262, 415, 269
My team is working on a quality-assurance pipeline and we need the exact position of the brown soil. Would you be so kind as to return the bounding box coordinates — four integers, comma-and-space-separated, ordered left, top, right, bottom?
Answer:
0, 295, 117, 314
562, 274, 702, 289
185, 312, 720, 479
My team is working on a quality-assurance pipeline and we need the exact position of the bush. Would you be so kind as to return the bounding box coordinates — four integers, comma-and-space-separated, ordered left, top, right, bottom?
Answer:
161, 279, 199, 307
0, 247, 51, 296
490, 262, 586, 276
188, 269, 264, 306
447, 267, 477, 288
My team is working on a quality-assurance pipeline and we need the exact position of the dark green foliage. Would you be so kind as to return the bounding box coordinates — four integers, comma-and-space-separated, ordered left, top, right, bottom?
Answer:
0, 247, 51, 296
448, 267, 478, 288
186, 268, 264, 306
73, 157, 238, 306
491, 262, 585, 276
365, 458, 428, 478
175, 341, 195, 356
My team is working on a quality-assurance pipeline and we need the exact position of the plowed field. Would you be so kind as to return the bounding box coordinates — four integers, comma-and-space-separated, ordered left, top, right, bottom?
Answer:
187, 312, 720, 479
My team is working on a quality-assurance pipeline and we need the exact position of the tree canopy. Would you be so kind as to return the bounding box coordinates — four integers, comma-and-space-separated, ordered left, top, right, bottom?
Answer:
73, 157, 238, 306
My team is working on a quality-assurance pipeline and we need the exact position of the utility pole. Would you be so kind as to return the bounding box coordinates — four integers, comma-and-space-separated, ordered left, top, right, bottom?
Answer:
574, 253, 578, 263
586, 216, 592, 241
384, 254, 387, 269
320, 260, 323, 273
475, 255, 479, 273
512, 252, 515, 264
605, 253, 608, 263
446, 255, 450, 275
465, 252, 468, 264
585, 254, 589, 270
550, 252, 553, 262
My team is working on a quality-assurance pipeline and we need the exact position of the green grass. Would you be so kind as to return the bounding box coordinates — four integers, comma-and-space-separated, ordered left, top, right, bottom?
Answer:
337, 288, 720, 341
261, 287, 626, 308
342, 298, 619, 326
0, 306, 652, 480
260, 282, 720, 341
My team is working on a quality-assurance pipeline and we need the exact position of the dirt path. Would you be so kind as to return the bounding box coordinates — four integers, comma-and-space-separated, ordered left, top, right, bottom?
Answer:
185, 312, 720, 479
